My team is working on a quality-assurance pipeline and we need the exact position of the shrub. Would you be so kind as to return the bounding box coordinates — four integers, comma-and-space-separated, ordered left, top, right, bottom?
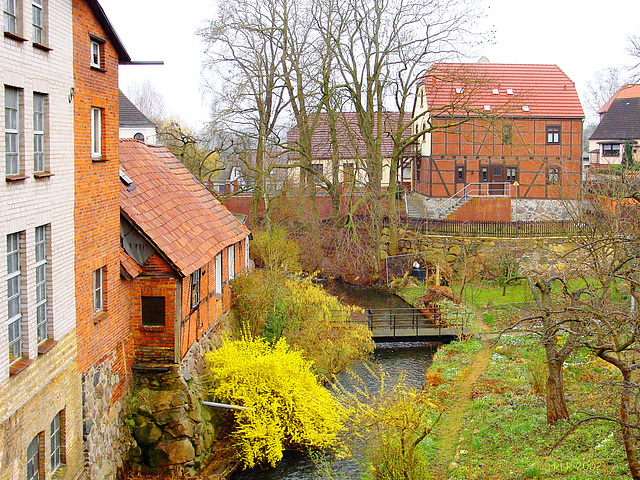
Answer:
206, 337, 344, 469
251, 226, 300, 272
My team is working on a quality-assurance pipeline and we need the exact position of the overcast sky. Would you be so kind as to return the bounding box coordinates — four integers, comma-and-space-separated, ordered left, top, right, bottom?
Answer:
99, 0, 639, 130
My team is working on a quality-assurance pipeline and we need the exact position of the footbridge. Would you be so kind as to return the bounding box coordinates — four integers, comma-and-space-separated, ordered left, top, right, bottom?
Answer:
351, 307, 471, 342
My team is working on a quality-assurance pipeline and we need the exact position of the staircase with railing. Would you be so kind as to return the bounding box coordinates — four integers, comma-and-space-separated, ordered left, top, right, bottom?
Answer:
434, 182, 512, 220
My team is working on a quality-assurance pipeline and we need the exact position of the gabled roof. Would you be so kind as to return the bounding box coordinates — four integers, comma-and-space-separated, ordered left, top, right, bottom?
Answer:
287, 112, 413, 159
423, 63, 584, 118
120, 139, 250, 276
119, 91, 156, 128
598, 84, 640, 114
85, 0, 131, 64
590, 97, 640, 142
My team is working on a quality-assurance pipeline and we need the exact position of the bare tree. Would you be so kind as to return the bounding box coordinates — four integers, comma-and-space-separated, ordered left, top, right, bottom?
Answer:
584, 68, 624, 118
125, 78, 166, 124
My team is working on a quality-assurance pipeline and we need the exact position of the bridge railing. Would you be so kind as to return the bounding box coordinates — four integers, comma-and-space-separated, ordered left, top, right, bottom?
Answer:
350, 307, 469, 338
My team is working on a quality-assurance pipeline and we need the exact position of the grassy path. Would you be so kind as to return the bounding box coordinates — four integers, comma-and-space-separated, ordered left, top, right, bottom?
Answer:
432, 343, 491, 477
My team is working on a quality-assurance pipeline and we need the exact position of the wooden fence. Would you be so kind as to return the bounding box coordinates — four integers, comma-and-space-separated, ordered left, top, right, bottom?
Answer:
400, 219, 580, 237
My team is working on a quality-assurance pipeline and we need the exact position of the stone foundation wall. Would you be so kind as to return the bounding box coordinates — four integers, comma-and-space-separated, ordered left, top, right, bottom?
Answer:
83, 358, 134, 480
391, 231, 576, 277
511, 199, 579, 221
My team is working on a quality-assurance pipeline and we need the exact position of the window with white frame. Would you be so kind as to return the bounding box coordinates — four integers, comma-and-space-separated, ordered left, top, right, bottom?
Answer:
228, 244, 235, 281
33, 93, 46, 172
190, 269, 201, 308
215, 254, 222, 294
34, 225, 48, 343
7, 232, 22, 364
90, 107, 102, 158
90, 40, 100, 67
244, 237, 249, 269
3, 0, 17, 35
93, 267, 104, 313
27, 433, 42, 480
5, 86, 20, 176
50, 411, 64, 471
32, 0, 43, 44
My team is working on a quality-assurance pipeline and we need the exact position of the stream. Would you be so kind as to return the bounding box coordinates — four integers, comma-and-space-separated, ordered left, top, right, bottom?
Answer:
231, 283, 438, 480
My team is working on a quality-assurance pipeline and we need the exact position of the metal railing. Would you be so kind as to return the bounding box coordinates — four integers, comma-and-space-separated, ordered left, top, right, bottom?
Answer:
350, 307, 469, 338
434, 182, 512, 219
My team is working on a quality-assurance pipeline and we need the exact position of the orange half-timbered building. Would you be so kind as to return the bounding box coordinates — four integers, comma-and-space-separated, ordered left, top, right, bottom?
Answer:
413, 63, 584, 220
119, 139, 250, 368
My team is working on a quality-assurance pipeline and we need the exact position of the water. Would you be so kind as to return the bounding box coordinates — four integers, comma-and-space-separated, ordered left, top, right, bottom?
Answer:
232, 284, 437, 480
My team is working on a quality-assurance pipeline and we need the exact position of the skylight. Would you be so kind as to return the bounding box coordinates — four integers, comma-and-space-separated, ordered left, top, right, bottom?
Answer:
492, 89, 499, 95
506, 89, 514, 95
455, 88, 464, 94
522, 105, 530, 112
484, 105, 492, 111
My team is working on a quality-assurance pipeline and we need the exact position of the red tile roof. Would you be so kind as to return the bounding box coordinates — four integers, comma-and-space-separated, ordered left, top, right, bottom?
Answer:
598, 84, 640, 114
120, 247, 143, 279
423, 63, 584, 118
287, 112, 413, 159
120, 139, 250, 276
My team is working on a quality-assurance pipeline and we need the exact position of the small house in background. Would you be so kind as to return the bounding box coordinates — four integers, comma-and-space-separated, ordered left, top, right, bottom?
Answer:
589, 85, 640, 169
411, 62, 584, 221
119, 139, 250, 370
119, 90, 158, 144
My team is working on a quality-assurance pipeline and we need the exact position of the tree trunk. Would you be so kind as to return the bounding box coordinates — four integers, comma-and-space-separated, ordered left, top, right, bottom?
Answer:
620, 370, 640, 479
545, 357, 569, 424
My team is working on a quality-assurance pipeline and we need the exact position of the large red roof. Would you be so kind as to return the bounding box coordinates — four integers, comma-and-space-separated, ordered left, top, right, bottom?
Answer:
423, 63, 584, 119
120, 139, 249, 276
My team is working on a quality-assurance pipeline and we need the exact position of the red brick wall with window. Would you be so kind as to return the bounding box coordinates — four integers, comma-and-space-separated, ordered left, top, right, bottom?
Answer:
73, 0, 131, 397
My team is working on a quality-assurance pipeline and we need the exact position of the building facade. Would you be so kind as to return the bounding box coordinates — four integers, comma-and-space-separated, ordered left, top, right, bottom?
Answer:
72, 0, 135, 477
1, 0, 84, 478
413, 63, 584, 221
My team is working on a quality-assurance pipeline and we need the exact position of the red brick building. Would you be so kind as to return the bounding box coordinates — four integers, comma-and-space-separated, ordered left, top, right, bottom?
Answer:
412, 63, 584, 221
72, 1, 135, 476
119, 139, 250, 368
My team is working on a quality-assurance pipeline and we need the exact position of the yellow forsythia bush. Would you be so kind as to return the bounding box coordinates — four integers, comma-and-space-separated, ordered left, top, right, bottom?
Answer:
206, 337, 345, 469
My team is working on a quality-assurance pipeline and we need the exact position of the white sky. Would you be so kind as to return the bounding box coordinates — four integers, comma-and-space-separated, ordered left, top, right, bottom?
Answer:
99, 0, 639, 130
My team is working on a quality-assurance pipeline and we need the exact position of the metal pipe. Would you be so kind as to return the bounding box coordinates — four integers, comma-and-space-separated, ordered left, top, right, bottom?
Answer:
202, 401, 248, 411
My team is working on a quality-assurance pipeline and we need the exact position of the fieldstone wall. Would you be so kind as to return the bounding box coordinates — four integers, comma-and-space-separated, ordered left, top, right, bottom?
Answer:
390, 230, 576, 276
511, 199, 579, 221
127, 368, 220, 477
83, 359, 134, 480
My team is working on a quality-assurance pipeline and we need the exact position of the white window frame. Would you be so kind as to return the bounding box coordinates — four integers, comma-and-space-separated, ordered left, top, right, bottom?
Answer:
34, 225, 48, 344
90, 40, 100, 68
244, 237, 250, 269
215, 253, 222, 294
27, 434, 41, 480
7, 232, 22, 364
33, 93, 46, 172
4, 0, 17, 34
50, 412, 62, 471
90, 107, 102, 158
93, 267, 103, 313
228, 244, 235, 281
5, 86, 20, 176
32, 0, 43, 44
190, 269, 201, 308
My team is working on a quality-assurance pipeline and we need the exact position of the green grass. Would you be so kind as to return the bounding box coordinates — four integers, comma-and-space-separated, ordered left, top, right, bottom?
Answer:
426, 336, 630, 479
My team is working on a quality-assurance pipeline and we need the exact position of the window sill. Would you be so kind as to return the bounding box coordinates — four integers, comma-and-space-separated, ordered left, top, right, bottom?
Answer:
90, 65, 106, 73
4, 31, 27, 42
34, 171, 54, 179
92, 156, 108, 163
6, 174, 28, 182
93, 311, 109, 325
9, 357, 31, 376
141, 325, 166, 332
51, 465, 67, 480
38, 338, 57, 355
33, 42, 52, 52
